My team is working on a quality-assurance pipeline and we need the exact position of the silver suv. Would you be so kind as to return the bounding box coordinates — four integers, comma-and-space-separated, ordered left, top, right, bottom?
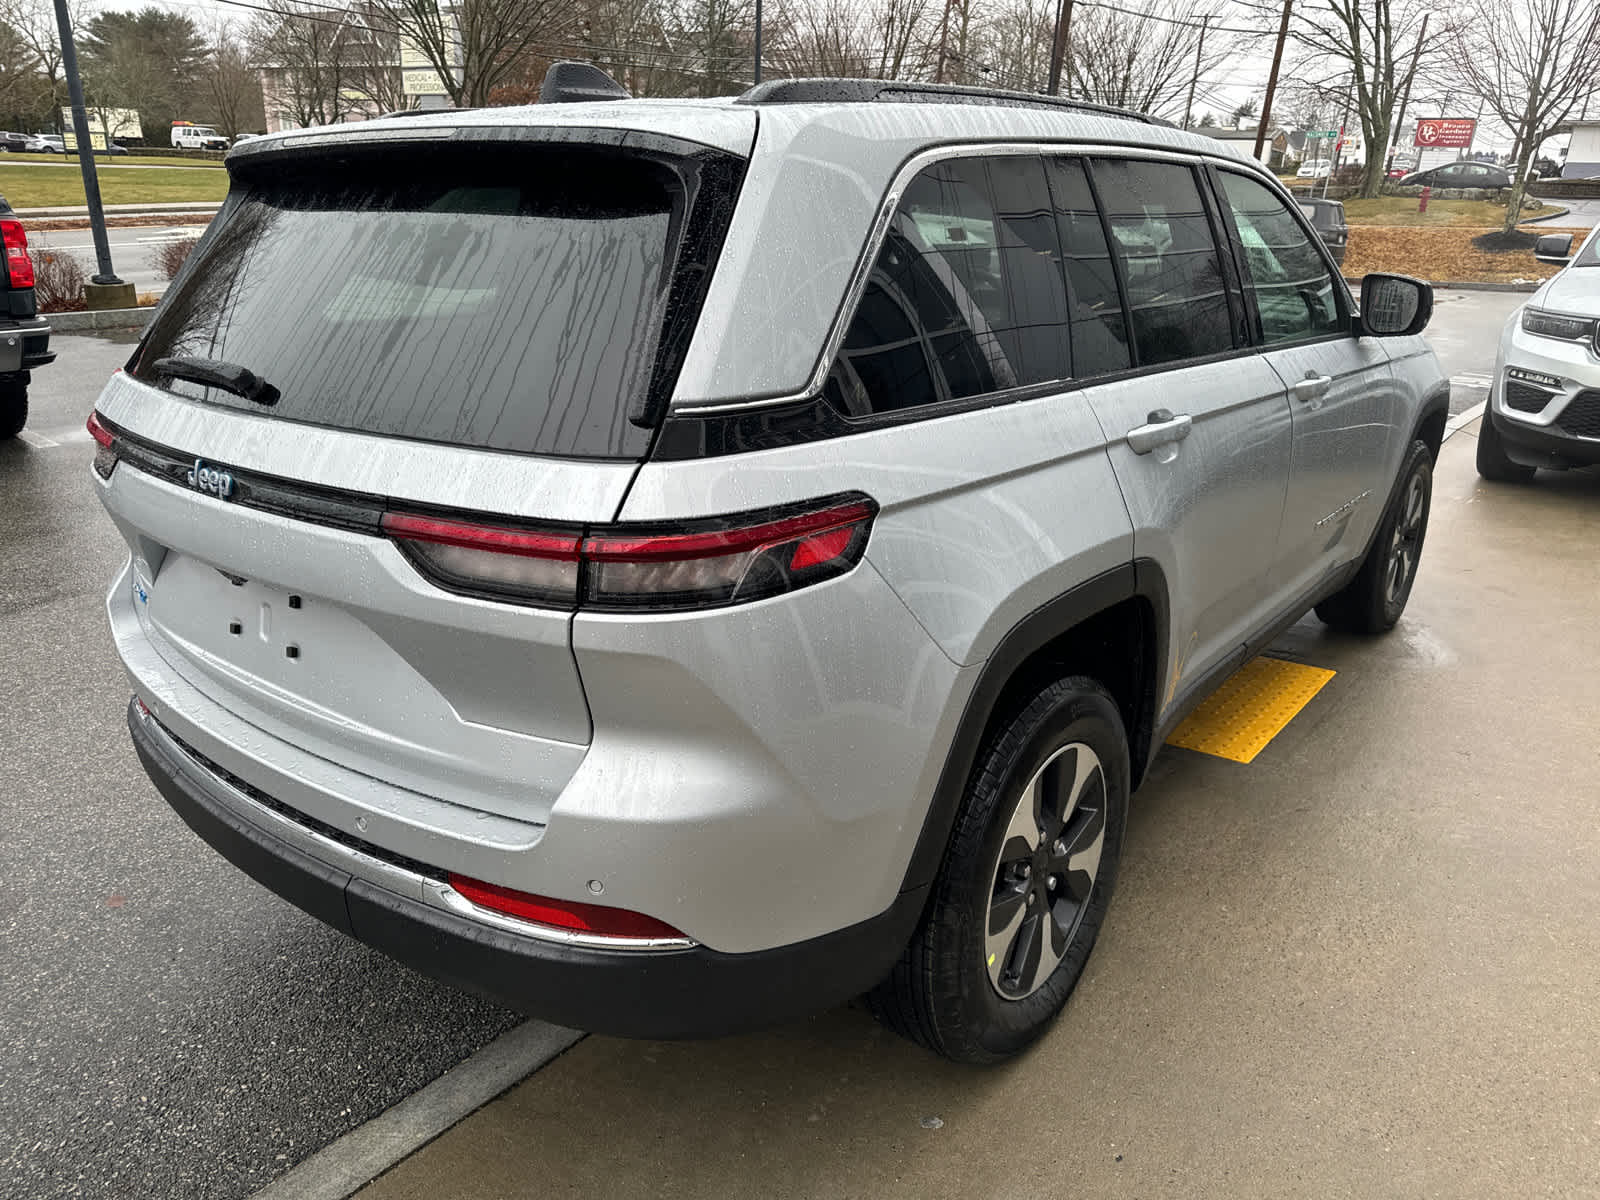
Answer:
92, 74, 1448, 1063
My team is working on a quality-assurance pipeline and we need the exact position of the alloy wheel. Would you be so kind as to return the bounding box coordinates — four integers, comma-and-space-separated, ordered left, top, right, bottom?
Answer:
1385, 472, 1427, 606
985, 742, 1107, 1001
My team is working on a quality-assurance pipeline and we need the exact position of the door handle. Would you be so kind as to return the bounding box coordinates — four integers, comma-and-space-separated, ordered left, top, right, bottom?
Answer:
1126, 409, 1193, 455
1293, 374, 1332, 403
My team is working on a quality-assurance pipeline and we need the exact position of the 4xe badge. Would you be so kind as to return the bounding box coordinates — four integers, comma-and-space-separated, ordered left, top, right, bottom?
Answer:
187, 459, 235, 499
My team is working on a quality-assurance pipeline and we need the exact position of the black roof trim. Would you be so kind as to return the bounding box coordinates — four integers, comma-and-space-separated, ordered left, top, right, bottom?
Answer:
735, 78, 1169, 127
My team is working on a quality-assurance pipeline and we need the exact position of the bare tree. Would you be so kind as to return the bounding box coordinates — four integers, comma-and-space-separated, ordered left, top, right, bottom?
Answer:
1064, 1, 1234, 120
252, 0, 359, 128
1450, 0, 1600, 232
768, 0, 935, 80
365, 0, 579, 107
203, 22, 267, 135
976, 0, 1053, 93
1249, 0, 1442, 198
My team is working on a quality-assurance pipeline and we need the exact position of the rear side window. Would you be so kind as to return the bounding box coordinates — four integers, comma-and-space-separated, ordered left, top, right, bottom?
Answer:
134, 147, 715, 460
1045, 158, 1132, 376
1089, 158, 1233, 366
1218, 171, 1342, 344
825, 156, 1070, 416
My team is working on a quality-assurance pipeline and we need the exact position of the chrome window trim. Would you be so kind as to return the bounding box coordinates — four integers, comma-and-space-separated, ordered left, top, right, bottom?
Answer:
677, 141, 1261, 416
136, 705, 698, 952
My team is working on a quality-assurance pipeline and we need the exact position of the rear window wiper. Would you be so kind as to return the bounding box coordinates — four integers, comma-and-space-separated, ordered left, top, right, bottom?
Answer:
152, 356, 280, 407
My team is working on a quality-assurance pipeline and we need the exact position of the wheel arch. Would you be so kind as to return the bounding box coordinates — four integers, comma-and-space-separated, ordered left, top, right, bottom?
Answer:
1412, 387, 1450, 462
898, 560, 1168, 896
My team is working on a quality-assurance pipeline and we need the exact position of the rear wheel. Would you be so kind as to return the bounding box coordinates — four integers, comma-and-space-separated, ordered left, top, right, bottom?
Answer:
1316, 439, 1432, 634
1475, 412, 1536, 483
0, 379, 26, 440
869, 677, 1128, 1063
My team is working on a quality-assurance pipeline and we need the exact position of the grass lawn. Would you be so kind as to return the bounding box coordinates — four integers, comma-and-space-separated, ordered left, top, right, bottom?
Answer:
1339, 197, 1554, 227
1, 151, 224, 168
0, 163, 227, 207
1344, 225, 1585, 284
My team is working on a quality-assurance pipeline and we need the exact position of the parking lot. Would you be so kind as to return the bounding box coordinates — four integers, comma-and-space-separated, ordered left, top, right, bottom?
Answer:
5, 290, 1599, 1200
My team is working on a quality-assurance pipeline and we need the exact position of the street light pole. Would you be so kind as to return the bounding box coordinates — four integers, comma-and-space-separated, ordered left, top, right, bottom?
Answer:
753, 0, 762, 85
52, 0, 132, 306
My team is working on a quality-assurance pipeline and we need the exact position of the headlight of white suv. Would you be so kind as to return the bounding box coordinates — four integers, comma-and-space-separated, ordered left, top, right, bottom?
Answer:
1520, 307, 1596, 342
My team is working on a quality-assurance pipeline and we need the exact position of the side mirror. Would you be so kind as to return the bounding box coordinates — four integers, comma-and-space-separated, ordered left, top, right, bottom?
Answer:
1359, 273, 1433, 336
1535, 233, 1574, 265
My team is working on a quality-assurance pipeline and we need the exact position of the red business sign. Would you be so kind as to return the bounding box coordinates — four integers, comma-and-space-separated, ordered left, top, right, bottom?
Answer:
1414, 118, 1477, 148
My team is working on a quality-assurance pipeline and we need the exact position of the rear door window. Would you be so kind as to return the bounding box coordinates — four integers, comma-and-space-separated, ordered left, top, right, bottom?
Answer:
134, 147, 709, 460
1088, 157, 1234, 366
1045, 157, 1132, 376
825, 155, 1071, 416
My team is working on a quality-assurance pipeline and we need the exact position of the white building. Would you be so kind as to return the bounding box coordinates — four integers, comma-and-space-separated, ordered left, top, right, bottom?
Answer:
1559, 120, 1600, 178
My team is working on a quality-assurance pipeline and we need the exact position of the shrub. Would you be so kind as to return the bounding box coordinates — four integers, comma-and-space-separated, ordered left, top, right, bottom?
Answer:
29, 248, 86, 312
153, 235, 199, 281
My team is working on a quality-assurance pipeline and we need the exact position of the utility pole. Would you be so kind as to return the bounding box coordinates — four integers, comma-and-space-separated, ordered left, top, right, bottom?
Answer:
1182, 15, 1209, 130
1254, 0, 1292, 161
1046, 0, 1074, 97
753, 0, 762, 84
1386, 11, 1428, 175
53, 0, 132, 309
935, 0, 952, 83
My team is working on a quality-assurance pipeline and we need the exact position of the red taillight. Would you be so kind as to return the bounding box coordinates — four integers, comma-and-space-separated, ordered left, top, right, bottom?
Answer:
447, 874, 685, 941
379, 511, 582, 606
87, 411, 118, 479
2, 218, 33, 289
382, 495, 877, 612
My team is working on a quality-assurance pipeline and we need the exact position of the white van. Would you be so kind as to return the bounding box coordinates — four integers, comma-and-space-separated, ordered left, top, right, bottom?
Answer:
170, 122, 227, 150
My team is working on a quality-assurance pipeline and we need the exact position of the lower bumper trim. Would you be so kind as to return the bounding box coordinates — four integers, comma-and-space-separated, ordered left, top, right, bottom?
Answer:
1492, 409, 1600, 468
127, 698, 926, 1038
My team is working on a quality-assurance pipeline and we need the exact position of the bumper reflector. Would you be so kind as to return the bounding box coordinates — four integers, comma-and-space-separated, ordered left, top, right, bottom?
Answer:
447, 874, 685, 941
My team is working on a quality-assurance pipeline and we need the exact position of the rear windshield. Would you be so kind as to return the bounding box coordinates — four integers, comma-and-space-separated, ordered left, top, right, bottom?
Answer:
135, 147, 692, 459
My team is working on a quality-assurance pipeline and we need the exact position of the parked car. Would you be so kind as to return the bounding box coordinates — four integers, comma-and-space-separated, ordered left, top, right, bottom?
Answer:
0, 194, 58, 438
0, 131, 31, 152
90, 69, 1448, 1064
1399, 161, 1512, 189
94, 142, 129, 156
24, 134, 63, 153
1296, 159, 1331, 179
1477, 228, 1600, 481
1298, 197, 1349, 268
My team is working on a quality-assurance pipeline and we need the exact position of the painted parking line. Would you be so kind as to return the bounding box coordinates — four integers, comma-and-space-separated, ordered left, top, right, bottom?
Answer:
1166, 656, 1335, 764
18, 425, 92, 448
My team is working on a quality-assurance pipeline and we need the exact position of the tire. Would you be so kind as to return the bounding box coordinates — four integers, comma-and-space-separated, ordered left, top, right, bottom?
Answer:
0, 380, 26, 440
869, 676, 1129, 1063
1475, 411, 1536, 483
1315, 439, 1433, 634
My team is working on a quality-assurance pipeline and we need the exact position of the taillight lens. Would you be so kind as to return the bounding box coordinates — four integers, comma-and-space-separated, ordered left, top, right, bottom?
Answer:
382, 494, 877, 612
448, 874, 686, 941
2, 219, 33, 289
380, 511, 581, 606
87, 411, 118, 479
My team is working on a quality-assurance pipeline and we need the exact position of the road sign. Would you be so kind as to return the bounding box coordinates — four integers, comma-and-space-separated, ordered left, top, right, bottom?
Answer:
1308, 130, 1338, 139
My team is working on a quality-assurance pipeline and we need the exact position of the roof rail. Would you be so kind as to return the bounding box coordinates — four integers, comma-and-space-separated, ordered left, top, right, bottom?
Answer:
734, 78, 1169, 126
377, 108, 467, 119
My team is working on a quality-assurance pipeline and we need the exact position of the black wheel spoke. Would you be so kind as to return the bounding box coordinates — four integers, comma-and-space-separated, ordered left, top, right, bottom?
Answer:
1005, 911, 1046, 994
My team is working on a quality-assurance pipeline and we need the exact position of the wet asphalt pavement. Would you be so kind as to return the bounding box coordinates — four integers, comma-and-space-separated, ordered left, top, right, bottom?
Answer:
0, 293, 1539, 1199
0, 335, 520, 1200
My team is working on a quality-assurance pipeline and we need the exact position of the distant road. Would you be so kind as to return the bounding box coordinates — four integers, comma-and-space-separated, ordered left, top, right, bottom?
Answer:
30, 222, 210, 296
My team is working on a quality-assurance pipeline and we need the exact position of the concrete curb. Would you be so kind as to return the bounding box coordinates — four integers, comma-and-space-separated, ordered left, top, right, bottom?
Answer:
1443, 400, 1487, 442
247, 1020, 583, 1200
15, 202, 220, 218
1519, 206, 1572, 225
46, 307, 157, 331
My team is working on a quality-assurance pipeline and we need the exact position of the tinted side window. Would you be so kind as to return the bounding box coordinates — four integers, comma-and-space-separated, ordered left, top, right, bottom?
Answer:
1045, 157, 1132, 376
825, 156, 1070, 416
1218, 171, 1341, 345
1089, 158, 1233, 366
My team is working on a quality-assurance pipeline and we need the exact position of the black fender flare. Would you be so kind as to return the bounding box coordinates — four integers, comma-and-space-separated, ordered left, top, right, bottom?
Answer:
897, 559, 1169, 896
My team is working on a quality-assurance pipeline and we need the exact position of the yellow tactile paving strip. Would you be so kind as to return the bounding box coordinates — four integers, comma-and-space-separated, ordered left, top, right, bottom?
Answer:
1166, 656, 1336, 764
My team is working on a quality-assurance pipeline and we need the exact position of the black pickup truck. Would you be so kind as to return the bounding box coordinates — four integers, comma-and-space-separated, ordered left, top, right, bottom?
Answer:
0, 193, 55, 438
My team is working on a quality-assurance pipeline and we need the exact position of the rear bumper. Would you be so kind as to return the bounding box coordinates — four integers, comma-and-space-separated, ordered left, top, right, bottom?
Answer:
128, 698, 925, 1037
0, 314, 52, 372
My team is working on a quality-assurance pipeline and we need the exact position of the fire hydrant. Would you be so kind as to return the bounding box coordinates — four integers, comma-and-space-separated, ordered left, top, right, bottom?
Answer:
1419, 185, 1431, 214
